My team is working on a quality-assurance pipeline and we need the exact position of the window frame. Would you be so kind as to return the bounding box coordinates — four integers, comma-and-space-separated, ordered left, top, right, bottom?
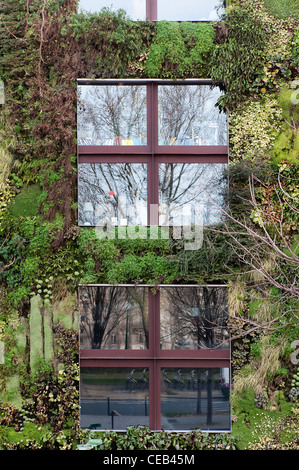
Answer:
77, 79, 228, 156
79, 284, 231, 432
78, 0, 226, 22
77, 79, 229, 228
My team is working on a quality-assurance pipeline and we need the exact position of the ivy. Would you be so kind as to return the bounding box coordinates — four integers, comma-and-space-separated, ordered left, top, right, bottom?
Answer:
79, 425, 238, 451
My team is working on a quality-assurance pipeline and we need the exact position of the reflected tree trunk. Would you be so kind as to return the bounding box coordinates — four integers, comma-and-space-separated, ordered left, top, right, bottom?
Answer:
207, 369, 213, 426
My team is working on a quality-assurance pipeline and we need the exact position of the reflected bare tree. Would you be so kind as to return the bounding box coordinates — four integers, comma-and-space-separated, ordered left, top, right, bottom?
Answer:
79, 286, 149, 349
159, 163, 227, 226
158, 85, 228, 146
78, 85, 147, 145
78, 163, 148, 226
160, 286, 229, 350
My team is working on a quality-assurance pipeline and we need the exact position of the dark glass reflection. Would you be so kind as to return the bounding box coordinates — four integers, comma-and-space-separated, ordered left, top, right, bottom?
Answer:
158, 85, 228, 146
79, 286, 149, 350
159, 163, 228, 226
80, 368, 150, 430
161, 368, 230, 431
78, 85, 147, 145
78, 163, 148, 226
158, 0, 223, 21
160, 286, 229, 350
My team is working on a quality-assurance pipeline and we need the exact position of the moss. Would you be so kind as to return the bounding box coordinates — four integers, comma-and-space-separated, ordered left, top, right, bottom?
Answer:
262, 0, 299, 19
271, 85, 299, 163
230, 384, 296, 449
7, 184, 42, 219
0, 422, 52, 450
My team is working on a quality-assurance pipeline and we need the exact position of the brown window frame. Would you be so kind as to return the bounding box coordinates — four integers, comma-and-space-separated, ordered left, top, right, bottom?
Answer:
77, 79, 229, 227
77, 80, 231, 431
77, 79, 228, 157
79, 284, 231, 431
79, 1, 225, 22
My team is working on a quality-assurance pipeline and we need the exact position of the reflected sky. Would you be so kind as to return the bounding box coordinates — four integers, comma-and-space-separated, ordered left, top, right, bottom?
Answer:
78, 0, 146, 19
78, 0, 223, 21
158, 0, 222, 21
158, 85, 228, 146
78, 85, 147, 146
159, 163, 228, 226
78, 163, 148, 226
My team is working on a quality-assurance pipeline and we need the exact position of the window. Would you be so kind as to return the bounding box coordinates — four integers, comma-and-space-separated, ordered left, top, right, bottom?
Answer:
79, 285, 231, 431
77, 79, 228, 229
78, 84, 147, 146
78, 0, 225, 22
157, 0, 223, 21
77, 81, 230, 431
78, 0, 147, 20
79, 285, 149, 350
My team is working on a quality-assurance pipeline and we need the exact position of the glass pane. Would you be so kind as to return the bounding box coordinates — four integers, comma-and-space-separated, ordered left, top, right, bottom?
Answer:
78, 0, 146, 20
78, 163, 148, 226
80, 367, 150, 430
158, 163, 228, 226
79, 286, 149, 349
78, 85, 147, 145
158, 0, 224, 21
158, 85, 228, 146
161, 368, 230, 431
160, 286, 229, 350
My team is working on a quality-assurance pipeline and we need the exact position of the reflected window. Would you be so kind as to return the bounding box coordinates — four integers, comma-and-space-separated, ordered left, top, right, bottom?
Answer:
161, 367, 230, 431
79, 285, 231, 431
78, 0, 146, 20
78, 85, 147, 146
79, 286, 149, 350
78, 163, 148, 226
157, 0, 223, 21
77, 0, 224, 21
80, 367, 150, 430
160, 286, 229, 350
158, 85, 228, 146
159, 163, 228, 226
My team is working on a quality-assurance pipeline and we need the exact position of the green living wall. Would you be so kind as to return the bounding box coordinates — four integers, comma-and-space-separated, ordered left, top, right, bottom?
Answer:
0, 0, 298, 450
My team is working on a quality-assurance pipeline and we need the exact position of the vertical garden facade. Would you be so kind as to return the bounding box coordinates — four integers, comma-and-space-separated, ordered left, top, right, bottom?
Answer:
0, 0, 298, 450
77, 2, 231, 433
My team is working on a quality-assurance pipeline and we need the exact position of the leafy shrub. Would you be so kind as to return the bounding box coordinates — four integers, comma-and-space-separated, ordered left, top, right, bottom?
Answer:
211, 6, 268, 109
80, 425, 238, 450
6, 184, 42, 219
145, 21, 215, 78
229, 96, 282, 161
271, 85, 299, 163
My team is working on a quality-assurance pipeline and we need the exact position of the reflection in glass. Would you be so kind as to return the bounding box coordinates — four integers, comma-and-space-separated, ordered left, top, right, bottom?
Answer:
158, 85, 228, 146
160, 286, 229, 350
78, 85, 147, 145
78, 163, 148, 226
80, 368, 150, 430
78, 0, 146, 20
159, 163, 228, 226
158, 0, 223, 21
161, 368, 230, 431
79, 286, 149, 349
